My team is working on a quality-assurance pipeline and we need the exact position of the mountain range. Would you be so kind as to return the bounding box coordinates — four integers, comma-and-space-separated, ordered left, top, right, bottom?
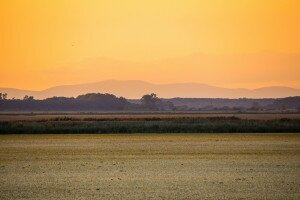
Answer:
1, 80, 300, 99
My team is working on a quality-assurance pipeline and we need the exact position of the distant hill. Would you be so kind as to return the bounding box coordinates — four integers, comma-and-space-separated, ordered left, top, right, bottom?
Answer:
1, 80, 300, 99
166, 98, 275, 110
130, 97, 300, 110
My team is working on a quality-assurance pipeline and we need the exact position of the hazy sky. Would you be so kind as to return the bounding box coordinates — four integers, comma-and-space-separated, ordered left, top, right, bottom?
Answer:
1, 0, 300, 90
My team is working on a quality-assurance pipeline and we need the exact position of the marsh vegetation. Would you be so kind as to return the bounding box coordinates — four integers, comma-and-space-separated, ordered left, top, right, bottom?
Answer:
0, 114, 299, 134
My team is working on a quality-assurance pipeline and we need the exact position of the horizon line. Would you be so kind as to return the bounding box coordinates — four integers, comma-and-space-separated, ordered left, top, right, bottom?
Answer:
1, 79, 300, 92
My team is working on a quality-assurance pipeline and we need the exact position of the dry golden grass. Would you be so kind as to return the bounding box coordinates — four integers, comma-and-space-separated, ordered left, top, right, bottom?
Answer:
0, 134, 299, 199
0, 111, 300, 121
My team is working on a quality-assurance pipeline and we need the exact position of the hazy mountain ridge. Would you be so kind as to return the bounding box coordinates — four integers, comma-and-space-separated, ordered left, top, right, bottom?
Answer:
1, 80, 300, 99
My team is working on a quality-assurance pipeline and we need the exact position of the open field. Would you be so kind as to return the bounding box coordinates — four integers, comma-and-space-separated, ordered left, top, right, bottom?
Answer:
0, 134, 300, 199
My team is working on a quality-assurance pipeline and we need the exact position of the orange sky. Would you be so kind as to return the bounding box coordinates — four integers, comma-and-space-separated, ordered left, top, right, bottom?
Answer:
0, 0, 300, 90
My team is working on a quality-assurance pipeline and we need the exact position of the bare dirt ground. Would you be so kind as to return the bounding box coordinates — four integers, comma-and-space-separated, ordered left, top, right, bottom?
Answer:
0, 134, 299, 199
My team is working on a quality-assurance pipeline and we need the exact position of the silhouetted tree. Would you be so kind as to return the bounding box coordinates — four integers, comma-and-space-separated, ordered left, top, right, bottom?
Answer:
141, 93, 160, 110
1, 93, 298, 112
23, 95, 34, 101
0, 93, 7, 100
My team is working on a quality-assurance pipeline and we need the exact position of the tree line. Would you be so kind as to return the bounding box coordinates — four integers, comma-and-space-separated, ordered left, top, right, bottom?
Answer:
0, 93, 174, 111
0, 92, 299, 111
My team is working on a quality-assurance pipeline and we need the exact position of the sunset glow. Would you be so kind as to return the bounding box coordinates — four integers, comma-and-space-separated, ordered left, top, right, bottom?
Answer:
1, 0, 300, 90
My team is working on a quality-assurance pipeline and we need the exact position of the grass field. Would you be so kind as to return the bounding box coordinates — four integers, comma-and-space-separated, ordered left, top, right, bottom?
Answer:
0, 134, 299, 199
1, 112, 300, 133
